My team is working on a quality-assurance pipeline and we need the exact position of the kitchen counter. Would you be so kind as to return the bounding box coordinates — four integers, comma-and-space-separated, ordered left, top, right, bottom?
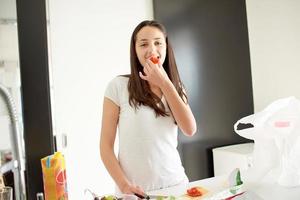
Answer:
148, 175, 300, 199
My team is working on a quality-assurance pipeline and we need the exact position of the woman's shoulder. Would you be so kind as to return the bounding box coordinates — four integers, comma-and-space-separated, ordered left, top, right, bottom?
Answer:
117, 74, 130, 81
108, 75, 129, 88
112, 74, 129, 83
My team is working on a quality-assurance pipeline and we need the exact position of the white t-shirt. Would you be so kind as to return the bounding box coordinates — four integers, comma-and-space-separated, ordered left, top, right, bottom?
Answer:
104, 76, 188, 192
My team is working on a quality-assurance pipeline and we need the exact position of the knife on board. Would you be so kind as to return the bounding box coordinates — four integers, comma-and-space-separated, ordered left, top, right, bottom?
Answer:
134, 193, 169, 200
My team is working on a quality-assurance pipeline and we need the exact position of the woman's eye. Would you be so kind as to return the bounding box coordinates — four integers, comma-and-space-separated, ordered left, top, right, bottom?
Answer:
155, 41, 163, 46
140, 43, 147, 47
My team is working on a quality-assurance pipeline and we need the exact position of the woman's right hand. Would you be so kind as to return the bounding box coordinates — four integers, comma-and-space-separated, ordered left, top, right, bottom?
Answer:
121, 183, 145, 196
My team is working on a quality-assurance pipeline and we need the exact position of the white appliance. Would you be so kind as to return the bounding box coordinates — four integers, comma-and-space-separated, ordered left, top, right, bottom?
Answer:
213, 143, 254, 176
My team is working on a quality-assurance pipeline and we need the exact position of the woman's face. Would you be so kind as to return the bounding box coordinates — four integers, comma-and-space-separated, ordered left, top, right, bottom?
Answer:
135, 26, 167, 68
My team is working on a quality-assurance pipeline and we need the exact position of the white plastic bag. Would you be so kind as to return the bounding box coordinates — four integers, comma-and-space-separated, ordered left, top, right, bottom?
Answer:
234, 96, 300, 187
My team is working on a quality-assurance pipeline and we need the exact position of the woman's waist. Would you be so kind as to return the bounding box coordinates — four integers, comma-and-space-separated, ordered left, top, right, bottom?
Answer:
118, 152, 184, 178
119, 162, 188, 192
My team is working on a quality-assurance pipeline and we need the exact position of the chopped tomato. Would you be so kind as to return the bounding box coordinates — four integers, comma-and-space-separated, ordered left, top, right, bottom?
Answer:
187, 187, 202, 197
150, 56, 159, 64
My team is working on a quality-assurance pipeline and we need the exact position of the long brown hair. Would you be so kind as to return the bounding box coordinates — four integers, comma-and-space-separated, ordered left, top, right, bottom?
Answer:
125, 20, 187, 117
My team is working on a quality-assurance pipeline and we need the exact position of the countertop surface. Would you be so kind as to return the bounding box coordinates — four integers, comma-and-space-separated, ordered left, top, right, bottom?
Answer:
148, 175, 300, 199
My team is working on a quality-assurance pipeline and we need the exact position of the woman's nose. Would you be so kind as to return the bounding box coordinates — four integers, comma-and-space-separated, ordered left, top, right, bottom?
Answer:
147, 43, 156, 54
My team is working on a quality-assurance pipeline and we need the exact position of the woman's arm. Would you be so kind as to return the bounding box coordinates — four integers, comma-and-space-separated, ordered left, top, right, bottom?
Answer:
160, 79, 197, 136
139, 60, 197, 136
100, 97, 144, 195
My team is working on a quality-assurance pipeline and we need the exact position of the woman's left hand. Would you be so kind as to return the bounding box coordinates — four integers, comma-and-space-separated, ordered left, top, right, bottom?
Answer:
139, 59, 169, 88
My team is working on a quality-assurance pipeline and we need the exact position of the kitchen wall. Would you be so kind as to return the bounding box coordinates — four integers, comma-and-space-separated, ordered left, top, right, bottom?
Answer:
47, 0, 153, 198
153, 0, 253, 180
46, 0, 300, 198
246, 0, 300, 112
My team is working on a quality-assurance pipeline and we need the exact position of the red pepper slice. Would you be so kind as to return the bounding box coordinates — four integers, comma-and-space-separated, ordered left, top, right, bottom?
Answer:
187, 187, 202, 197
150, 56, 159, 64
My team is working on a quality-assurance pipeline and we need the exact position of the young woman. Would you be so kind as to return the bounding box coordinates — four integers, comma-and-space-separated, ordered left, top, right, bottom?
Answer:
100, 20, 197, 195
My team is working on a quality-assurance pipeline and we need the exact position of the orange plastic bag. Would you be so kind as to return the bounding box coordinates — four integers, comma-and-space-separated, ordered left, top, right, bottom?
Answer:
41, 152, 68, 200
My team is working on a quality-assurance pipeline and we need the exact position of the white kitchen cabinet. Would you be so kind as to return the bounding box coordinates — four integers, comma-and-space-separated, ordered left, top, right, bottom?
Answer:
212, 143, 254, 176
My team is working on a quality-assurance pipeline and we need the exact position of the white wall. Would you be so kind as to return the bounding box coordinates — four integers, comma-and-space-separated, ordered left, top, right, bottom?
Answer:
0, 0, 22, 152
246, 0, 300, 112
47, 0, 153, 199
